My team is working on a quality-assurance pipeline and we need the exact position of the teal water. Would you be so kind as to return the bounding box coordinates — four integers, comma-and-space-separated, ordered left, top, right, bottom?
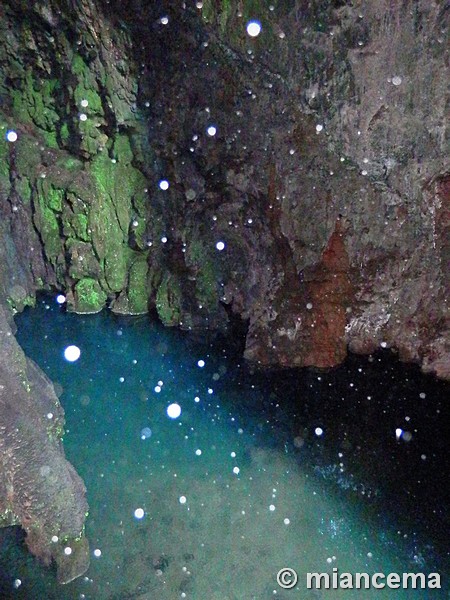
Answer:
1, 297, 448, 599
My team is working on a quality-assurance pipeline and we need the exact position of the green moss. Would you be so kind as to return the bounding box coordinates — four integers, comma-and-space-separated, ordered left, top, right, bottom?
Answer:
74, 85, 103, 114
71, 54, 106, 155
15, 176, 32, 203
130, 217, 147, 250
72, 213, 89, 240
42, 130, 58, 149
62, 192, 91, 243
6, 292, 36, 313
33, 186, 63, 267
47, 418, 65, 443
11, 71, 60, 142
196, 263, 218, 309
156, 273, 182, 326
89, 149, 148, 291
89, 153, 129, 292
0, 131, 11, 199
126, 253, 150, 313
129, 124, 153, 167
45, 184, 64, 212
0, 130, 10, 179
202, 0, 233, 32
0, 508, 20, 528
60, 122, 70, 143
73, 278, 107, 313
66, 239, 100, 280
14, 134, 41, 175
71, 54, 87, 77
202, 0, 282, 48
113, 134, 134, 164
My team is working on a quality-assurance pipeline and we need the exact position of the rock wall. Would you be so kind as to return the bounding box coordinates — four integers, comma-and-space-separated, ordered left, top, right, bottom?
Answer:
1, 0, 447, 378
0, 305, 89, 583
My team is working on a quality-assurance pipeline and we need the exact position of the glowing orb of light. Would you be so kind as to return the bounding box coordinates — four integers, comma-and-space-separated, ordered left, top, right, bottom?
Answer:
134, 508, 145, 519
246, 20, 262, 37
207, 125, 217, 137
56, 294, 66, 304
64, 345, 81, 362
167, 403, 181, 419
6, 130, 18, 142
216, 241, 225, 251
159, 179, 169, 190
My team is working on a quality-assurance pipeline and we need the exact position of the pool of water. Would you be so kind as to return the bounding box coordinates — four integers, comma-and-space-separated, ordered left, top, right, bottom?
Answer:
1, 297, 448, 599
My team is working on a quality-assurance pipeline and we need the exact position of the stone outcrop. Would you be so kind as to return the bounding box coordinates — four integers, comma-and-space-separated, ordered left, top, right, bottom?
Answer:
0, 307, 89, 583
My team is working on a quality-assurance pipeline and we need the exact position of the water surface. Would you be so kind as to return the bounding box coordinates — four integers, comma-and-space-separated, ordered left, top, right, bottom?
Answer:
1, 297, 448, 599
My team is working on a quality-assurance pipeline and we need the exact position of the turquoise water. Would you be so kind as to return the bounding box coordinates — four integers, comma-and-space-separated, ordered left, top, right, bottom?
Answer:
1, 297, 448, 598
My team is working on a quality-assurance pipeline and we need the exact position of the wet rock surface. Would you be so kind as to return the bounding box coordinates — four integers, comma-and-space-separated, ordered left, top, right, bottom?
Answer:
0, 306, 89, 584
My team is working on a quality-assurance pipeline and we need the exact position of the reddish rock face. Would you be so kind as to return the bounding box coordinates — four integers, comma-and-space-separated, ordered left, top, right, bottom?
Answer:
302, 220, 353, 368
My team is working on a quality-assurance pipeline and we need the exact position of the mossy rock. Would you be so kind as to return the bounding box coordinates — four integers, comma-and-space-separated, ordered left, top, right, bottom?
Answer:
6, 284, 36, 313
66, 239, 101, 280
156, 273, 182, 326
14, 133, 42, 176
0, 132, 12, 198
89, 150, 148, 292
72, 278, 107, 313
15, 176, 32, 203
71, 54, 107, 156
63, 211, 90, 242
11, 70, 60, 134
126, 253, 150, 313
32, 188, 63, 267
111, 252, 150, 315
